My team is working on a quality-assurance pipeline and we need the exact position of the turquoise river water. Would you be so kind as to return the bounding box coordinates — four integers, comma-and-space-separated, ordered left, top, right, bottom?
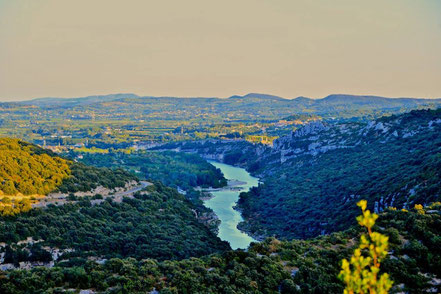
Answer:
204, 161, 259, 249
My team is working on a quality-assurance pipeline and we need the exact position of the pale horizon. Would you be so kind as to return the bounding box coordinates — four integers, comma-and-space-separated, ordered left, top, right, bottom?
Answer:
1, 0, 441, 101
3, 92, 441, 103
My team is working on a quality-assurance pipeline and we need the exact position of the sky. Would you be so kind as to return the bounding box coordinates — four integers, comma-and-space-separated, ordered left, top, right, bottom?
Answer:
1, 0, 441, 101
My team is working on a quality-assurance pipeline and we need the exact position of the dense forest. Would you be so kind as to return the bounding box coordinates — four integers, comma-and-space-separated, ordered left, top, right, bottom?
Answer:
0, 182, 229, 262
70, 150, 227, 192
1, 203, 440, 293
0, 138, 137, 196
0, 138, 70, 195
236, 109, 441, 239
0, 138, 138, 217
57, 162, 137, 194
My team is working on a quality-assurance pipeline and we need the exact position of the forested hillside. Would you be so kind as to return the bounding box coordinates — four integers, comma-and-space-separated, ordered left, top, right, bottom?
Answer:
0, 138, 138, 216
1, 203, 440, 293
0, 138, 136, 197
237, 108, 441, 239
70, 150, 227, 192
0, 182, 229, 263
159, 109, 441, 240
0, 138, 70, 195
56, 162, 137, 194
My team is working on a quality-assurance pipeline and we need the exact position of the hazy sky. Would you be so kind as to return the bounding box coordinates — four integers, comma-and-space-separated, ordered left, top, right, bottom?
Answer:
1, 0, 441, 101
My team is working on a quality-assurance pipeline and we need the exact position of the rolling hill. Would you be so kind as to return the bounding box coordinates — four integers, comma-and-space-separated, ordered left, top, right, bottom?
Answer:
0, 138, 137, 216
14, 93, 441, 119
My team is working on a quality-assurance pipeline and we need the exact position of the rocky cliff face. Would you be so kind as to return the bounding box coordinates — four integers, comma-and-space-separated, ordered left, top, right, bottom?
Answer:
269, 109, 441, 164
157, 109, 441, 180
271, 121, 357, 162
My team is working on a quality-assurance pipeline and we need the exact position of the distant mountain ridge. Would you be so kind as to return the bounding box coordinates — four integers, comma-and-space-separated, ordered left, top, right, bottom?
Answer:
20, 92, 441, 104
228, 93, 287, 101
16, 92, 441, 118
20, 93, 140, 108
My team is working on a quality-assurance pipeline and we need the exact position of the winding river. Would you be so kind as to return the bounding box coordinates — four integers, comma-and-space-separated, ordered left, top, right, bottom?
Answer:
204, 161, 259, 249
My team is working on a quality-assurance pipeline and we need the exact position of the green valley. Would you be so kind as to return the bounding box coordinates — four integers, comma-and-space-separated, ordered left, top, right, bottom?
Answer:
1, 99, 441, 294
2, 2, 440, 292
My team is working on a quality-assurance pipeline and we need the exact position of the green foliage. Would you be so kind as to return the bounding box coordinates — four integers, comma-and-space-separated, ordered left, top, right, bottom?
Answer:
1, 205, 440, 293
339, 200, 393, 294
235, 108, 441, 239
0, 138, 70, 196
0, 252, 291, 294
0, 138, 137, 199
71, 150, 227, 192
0, 198, 32, 217
0, 182, 229, 261
1, 104, 441, 293
57, 161, 137, 193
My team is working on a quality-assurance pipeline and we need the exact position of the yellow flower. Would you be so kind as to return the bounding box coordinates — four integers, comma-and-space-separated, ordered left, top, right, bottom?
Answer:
357, 200, 367, 211
414, 204, 425, 214
339, 200, 393, 294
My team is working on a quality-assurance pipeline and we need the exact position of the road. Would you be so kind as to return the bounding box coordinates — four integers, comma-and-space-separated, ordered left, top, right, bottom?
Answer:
33, 181, 152, 208
106, 181, 151, 203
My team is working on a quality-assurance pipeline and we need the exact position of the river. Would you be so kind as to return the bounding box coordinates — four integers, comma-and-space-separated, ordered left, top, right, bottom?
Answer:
204, 161, 259, 249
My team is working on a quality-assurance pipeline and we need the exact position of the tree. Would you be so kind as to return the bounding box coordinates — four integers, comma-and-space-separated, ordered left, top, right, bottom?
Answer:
338, 200, 393, 294
2, 180, 17, 195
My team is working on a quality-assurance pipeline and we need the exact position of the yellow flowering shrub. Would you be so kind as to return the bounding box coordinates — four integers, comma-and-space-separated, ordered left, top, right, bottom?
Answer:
414, 204, 425, 215
429, 201, 441, 207
338, 200, 393, 294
